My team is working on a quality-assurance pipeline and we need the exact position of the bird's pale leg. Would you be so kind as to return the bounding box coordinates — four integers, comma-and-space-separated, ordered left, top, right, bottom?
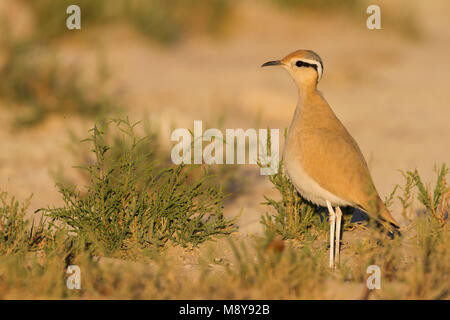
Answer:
335, 206, 343, 266
326, 200, 336, 269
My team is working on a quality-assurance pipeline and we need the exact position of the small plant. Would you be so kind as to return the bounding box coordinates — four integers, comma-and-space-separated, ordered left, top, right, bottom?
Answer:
407, 164, 449, 226
402, 215, 449, 299
396, 171, 416, 222
41, 118, 236, 257
0, 192, 47, 255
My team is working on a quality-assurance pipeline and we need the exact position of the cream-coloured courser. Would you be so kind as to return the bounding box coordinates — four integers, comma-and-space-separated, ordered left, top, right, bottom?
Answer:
262, 50, 399, 269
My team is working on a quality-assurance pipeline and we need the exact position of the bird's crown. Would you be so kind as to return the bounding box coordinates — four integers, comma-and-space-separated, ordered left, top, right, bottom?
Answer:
282, 50, 323, 82
262, 49, 324, 83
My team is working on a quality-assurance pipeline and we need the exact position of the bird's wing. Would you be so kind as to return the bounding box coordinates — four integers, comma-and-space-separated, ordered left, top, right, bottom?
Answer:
300, 123, 398, 227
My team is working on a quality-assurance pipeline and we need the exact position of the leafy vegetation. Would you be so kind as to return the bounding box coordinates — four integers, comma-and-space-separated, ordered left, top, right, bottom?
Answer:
40, 118, 236, 257
0, 192, 48, 255
0, 163, 448, 298
407, 164, 449, 226
58, 116, 255, 202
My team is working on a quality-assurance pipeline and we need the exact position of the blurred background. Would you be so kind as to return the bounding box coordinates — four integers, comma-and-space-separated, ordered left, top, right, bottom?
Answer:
0, 0, 449, 230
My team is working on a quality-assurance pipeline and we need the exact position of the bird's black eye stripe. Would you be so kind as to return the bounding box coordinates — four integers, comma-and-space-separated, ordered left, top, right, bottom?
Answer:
296, 60, 318, 71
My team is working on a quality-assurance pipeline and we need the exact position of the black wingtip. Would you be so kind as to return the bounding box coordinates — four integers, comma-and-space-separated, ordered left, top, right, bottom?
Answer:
387, 223, 401, 239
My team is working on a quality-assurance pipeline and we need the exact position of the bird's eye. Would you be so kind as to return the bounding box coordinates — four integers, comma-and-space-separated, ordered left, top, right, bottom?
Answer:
296, 61, 304, 67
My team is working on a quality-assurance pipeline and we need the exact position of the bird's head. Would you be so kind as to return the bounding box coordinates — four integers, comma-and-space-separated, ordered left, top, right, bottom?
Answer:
262, 50, 323, 89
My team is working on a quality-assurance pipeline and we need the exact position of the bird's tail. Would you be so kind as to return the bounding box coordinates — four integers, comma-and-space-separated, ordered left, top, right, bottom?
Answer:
376, 198, 401, 237
359, 196, 400, 234
377, 197, 400, 228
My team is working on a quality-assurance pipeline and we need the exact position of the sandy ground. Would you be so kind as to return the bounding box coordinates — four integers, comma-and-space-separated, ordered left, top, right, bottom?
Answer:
1, 1, 450, 237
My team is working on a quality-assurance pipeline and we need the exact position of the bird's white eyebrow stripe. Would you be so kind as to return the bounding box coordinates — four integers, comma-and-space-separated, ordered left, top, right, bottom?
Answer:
297, 58, 323, 82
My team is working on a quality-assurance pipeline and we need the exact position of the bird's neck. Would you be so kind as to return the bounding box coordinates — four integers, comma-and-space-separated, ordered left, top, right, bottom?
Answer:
297, 82, 318, 105
287, 85, 331, 137
292, 84, 321, 122
285, 86, 313, 139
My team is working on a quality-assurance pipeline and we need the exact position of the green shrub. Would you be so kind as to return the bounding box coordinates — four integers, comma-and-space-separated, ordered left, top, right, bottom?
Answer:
59, 116, 253, 202
41, 118, 236, 257
404, 216, 449, 299
0, 192, 47, 254
407, 164, 449, 227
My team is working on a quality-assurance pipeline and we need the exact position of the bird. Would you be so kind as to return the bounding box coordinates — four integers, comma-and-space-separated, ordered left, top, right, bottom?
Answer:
261, 49, 399, 269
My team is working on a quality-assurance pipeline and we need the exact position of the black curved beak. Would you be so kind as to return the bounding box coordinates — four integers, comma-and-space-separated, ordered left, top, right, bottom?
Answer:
261, 60, 282, 67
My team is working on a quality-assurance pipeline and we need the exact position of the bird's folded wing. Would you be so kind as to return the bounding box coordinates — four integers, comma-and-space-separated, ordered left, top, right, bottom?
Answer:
301, 126, 382, 213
